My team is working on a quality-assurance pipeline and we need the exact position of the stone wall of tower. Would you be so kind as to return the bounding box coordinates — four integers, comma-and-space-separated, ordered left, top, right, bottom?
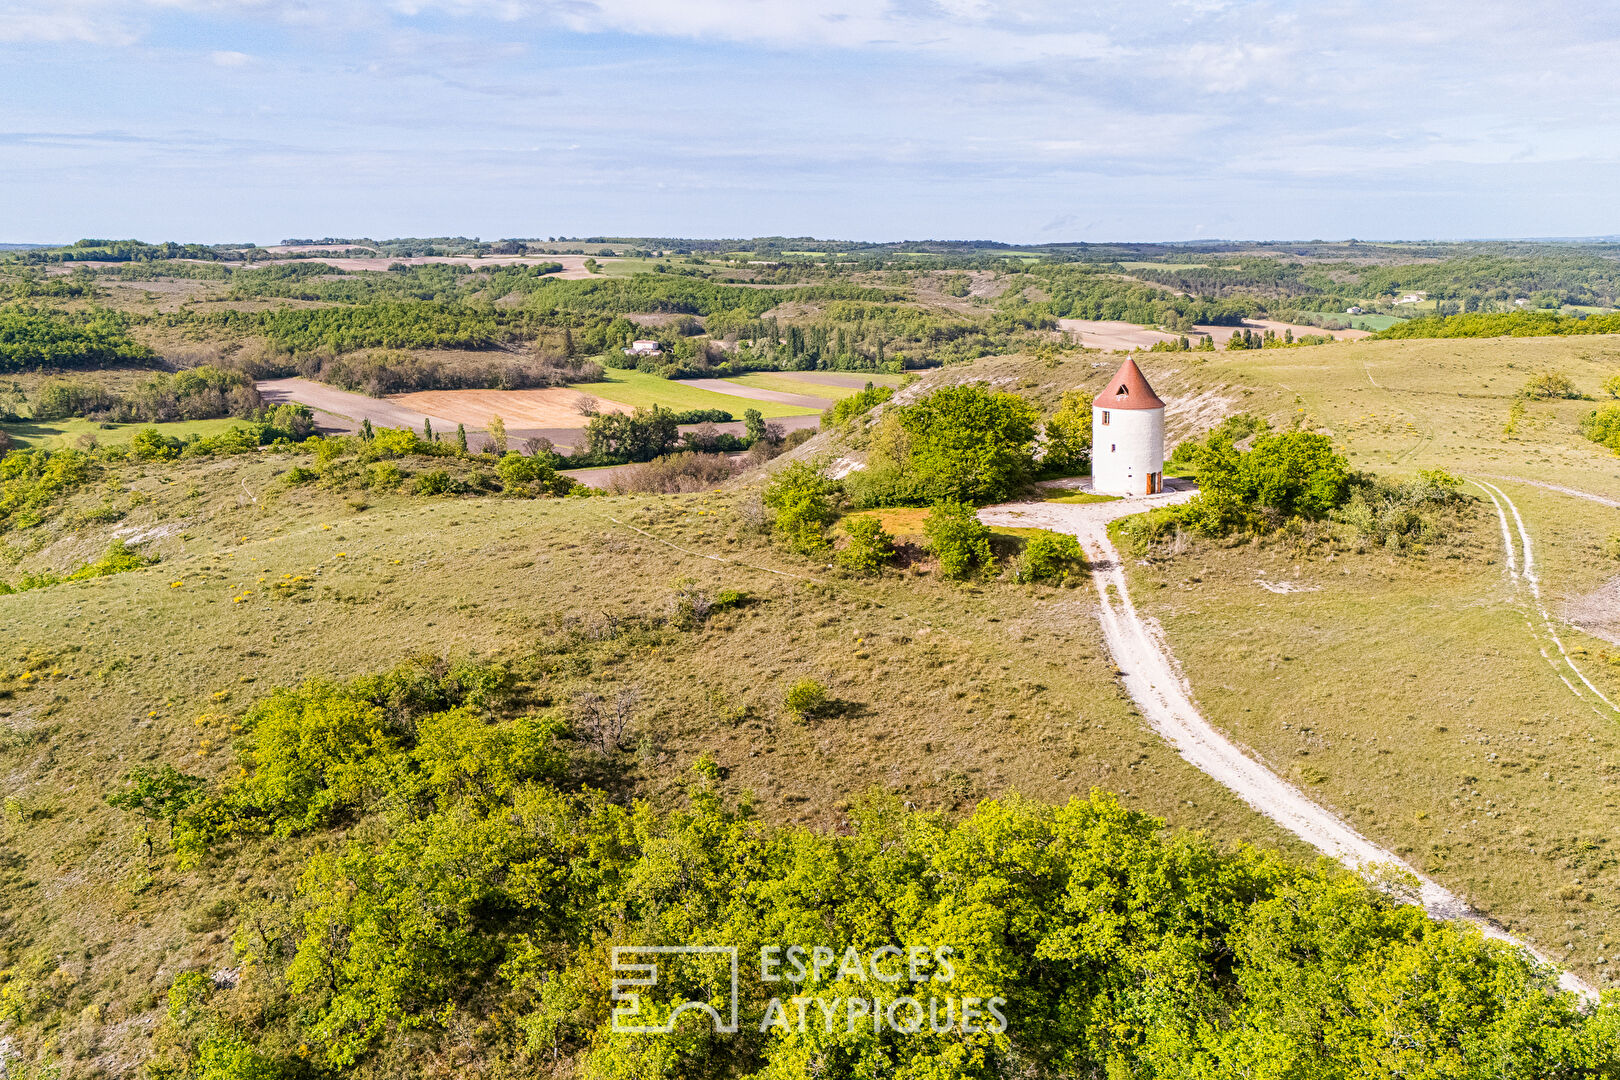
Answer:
1090, 403, 1164, 495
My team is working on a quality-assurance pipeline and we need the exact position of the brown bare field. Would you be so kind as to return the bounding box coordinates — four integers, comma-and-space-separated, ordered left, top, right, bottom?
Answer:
1059, 317, 1369, 351
388, 386, 634, 429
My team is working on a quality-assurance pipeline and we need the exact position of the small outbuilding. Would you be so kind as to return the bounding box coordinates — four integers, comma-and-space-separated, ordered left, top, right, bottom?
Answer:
1090, 357, 1165, 495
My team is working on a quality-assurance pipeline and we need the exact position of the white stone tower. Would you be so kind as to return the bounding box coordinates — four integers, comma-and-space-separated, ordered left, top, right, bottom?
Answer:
1090, 357, 1165, 495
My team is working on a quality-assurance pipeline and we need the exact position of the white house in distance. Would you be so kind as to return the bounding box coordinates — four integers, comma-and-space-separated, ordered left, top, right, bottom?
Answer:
625, 339, 662, 357
1091, 357, 1165, 495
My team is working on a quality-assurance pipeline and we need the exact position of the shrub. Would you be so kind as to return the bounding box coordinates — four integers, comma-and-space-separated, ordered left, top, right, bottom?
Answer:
369, 462, 406, 490
762, 460, 842, 555
1332, 470, 1469, 552
495, 451, 577, 496
414, 469, 458, 496
0, 447, 94, 534
924, 500, 995, 579
784, 678, 830, 719
1605, 374, 1620, 399
604, 451, 741, 494
1520, 371, 1584, 400
284, 466, 318, 486
1182, 431, 1352, 535
822, 383, 894, 428
1581, 403, 1620, 452
370, 426, 422, 457
1016, 530, 1085, 583
129, 427, 180, 461
837, 514, 895, 574
0, 540, 156, 594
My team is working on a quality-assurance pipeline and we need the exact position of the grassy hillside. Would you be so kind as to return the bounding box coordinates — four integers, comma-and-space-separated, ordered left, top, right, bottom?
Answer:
0, 441, 1305, 1075
1109, 334, 1620, 979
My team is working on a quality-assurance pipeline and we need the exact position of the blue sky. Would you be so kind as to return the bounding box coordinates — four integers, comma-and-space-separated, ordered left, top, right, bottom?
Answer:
2, 0, 1617, 244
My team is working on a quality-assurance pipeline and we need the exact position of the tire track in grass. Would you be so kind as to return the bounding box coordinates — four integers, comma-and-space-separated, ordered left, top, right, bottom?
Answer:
978, 492, 1597, 1000
1469, 478, 1619, 717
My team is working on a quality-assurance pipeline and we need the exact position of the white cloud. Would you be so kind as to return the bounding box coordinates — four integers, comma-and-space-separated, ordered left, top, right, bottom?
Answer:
0, 4, 140, 44
210, 49, 253, 65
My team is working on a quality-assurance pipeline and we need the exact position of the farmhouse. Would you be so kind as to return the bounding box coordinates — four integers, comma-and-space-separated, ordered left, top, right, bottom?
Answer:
625, 339, 662, 356
1091, 357, 1165, 495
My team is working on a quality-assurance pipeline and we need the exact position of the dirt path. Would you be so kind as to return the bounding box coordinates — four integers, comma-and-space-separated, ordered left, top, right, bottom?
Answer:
1486, 475, 1620, 509
978, 485, 1596, 999
1469, 478, 1619, 717
683, 378, 834, 409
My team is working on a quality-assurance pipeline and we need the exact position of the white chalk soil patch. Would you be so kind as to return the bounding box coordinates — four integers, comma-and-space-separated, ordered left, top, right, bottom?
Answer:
979, 483, 1596, 999
1256, 577, 1320, 594
1565, 576, 1620, 646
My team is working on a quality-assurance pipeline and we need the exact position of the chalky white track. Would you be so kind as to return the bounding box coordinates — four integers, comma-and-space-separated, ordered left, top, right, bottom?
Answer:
978, 488, 1597, 1000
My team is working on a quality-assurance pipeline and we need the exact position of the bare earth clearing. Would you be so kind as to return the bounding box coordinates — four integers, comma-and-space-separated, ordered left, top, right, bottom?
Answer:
978, 483, 1595, 999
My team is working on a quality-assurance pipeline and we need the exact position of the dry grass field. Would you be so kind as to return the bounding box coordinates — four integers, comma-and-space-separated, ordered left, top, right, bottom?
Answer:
0, 447, 1310, 1069
1107, 333, 1620, 980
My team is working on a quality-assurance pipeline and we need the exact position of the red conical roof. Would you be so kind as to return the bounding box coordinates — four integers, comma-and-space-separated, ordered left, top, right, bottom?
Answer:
1091, 357, 1165, 411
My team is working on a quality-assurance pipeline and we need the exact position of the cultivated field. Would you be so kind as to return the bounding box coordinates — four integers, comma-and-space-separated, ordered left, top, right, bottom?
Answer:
722, 371, 904, 400
1057, 317, 1369, 351
567, 367, 820, 418
389, 386, 633, 429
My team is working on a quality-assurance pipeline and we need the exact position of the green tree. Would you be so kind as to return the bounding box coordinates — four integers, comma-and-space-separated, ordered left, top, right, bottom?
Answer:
1240, 432, 1351, 518
1042, 389, 1093, 476
583, 407, 679, 462
924, 499, 995, 579
456, 423, 468, 453
895, 385, 1039, 503
744, 407, 766, 444
487, 414, 508, 455
106, 765, 207, 841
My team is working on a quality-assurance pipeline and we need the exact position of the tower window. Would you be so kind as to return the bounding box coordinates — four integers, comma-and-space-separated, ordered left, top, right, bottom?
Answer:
1111, 444, 1116, 452
1102, 411, 1111, 425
